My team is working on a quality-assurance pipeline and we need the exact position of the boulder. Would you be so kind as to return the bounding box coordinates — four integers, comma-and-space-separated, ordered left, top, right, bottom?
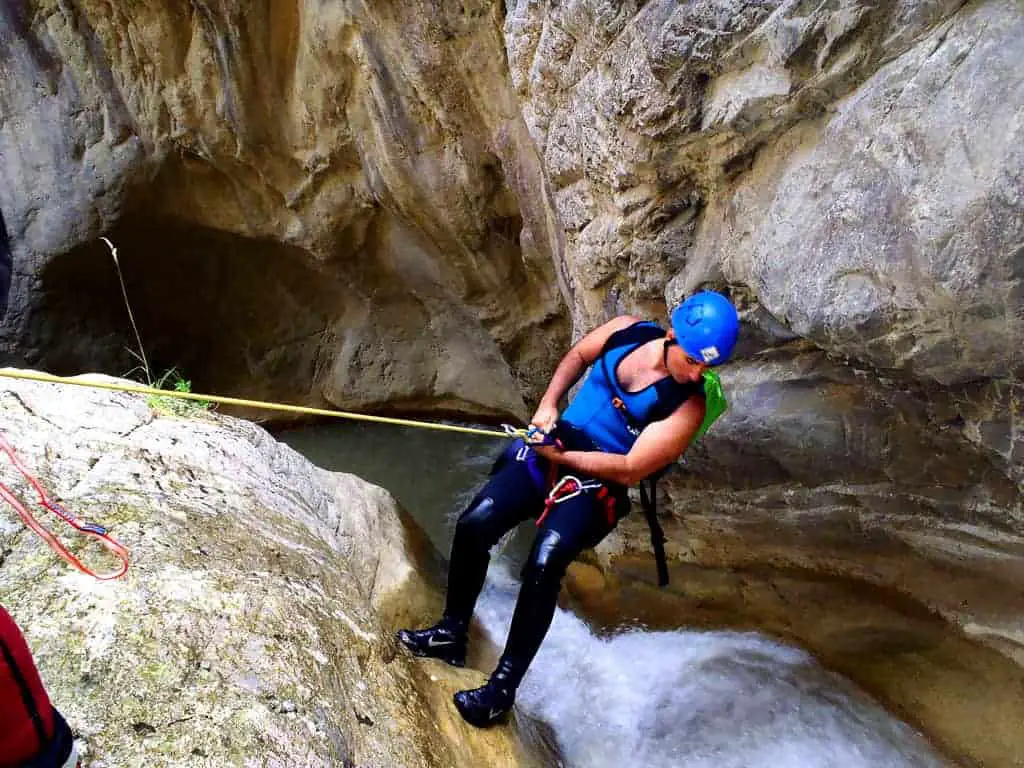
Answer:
0, 370, 553, 767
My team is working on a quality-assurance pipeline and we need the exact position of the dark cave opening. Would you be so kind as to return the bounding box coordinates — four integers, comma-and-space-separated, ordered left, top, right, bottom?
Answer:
26, 219, 345, 405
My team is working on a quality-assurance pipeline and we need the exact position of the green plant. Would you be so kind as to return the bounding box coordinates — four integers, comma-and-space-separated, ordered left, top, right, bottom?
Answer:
102, 237, 153, 386
146, 369, 212, 417
101, 237, 212, 417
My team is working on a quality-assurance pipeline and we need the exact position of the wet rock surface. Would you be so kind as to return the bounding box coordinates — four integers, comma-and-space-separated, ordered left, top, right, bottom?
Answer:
0, 1, 1021, 763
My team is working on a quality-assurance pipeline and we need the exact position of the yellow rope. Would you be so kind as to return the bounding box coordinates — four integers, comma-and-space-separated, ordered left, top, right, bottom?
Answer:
0, 369, 517, 440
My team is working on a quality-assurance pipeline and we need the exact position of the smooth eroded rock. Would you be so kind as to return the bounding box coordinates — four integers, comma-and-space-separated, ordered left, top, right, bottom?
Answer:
0, 370, 552, 767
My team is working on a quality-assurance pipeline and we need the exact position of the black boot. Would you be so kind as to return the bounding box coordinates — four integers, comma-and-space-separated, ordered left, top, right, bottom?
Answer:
453, 659, 518, 727
396, 617, 467, 668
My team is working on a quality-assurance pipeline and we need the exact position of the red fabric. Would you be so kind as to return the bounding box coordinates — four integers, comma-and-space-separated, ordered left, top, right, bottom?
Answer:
0, 605, 54, 768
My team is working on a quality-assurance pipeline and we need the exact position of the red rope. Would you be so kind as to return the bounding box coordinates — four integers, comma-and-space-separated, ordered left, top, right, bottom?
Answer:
0, 432, 129, 580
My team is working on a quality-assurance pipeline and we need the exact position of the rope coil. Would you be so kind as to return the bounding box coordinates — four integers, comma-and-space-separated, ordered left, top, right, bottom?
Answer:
0, 432, 129, 580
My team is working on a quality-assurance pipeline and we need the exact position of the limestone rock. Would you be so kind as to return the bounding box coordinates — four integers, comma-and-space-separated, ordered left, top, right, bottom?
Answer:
567, 351, 1024, 766
705, 0, 1024, 385
407, 659, 563, 768
507, 0, 1021, 390
561, 349, 1024, 765
0, 1, 569, 419
0, 371, 551, 767
683, 349, 1021, 504
505, 15, 1023, 759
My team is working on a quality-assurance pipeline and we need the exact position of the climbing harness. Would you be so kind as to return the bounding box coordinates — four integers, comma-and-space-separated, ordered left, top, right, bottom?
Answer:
536, 475, 616, 528
0, 433, 129, 580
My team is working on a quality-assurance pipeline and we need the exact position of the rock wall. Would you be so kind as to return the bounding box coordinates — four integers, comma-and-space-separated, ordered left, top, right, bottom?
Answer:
0, 372, 555, 767
2, 0, 1018, 444
511, 0, 1020, 457
0, 1, 1021, 759
503, 0, 1023, 599
506, 0, 1021, 369
502, 1, 1022, 763
505, 0, 1021, 497
0, 0, 569, 418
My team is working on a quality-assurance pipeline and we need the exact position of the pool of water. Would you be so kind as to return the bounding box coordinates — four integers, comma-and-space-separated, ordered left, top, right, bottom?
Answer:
278, 419, 506, 554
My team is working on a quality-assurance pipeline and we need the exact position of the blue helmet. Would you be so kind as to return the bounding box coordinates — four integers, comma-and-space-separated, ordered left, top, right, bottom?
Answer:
670, 291, 740, 366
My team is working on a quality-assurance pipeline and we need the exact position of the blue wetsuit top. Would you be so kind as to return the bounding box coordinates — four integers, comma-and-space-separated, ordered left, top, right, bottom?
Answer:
560, 321, 704, 454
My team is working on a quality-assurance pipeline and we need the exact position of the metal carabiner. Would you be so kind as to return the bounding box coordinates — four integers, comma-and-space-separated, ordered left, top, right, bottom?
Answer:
502, 423, 528, 439
546, 475, 602, 505
502, 423, 557, 447
505, 424, 541, 461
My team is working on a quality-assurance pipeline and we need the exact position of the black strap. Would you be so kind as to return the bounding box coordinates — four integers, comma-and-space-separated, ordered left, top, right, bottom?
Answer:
638, 477, 670, 587
599, 322, 701, 433
0, 636, 49, 751
601, 321, 667, 355
598, 323, 668, 426
0, 207, 11, 316
598, 321, 687, 587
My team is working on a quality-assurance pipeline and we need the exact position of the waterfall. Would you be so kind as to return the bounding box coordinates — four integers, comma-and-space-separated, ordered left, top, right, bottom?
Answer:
476, 567, 944, 768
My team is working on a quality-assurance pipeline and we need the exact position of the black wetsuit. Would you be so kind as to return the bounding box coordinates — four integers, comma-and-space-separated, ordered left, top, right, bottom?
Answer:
442, 424, 629, 688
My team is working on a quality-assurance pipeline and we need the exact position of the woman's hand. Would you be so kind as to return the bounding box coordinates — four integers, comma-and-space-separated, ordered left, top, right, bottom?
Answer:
529, 402, 559, 436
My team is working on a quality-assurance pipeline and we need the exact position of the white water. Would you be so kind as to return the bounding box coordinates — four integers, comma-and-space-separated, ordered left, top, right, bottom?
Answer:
477, 567, 945, 768
279, 423, 948, 768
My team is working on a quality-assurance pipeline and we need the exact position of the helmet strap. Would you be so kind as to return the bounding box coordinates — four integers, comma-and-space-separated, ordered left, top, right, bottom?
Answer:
662, 338, 676, 369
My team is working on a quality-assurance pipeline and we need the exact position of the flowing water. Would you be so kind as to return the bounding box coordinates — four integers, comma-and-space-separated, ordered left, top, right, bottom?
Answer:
278, 422, 947, 768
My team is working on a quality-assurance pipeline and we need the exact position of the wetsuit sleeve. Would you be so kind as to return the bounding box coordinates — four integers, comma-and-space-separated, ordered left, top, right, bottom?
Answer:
0, 605, 56, 768
0, 208, 11, 316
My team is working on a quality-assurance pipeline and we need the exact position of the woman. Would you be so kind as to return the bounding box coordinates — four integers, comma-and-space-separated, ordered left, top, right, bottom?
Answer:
398, 290, 740, 727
